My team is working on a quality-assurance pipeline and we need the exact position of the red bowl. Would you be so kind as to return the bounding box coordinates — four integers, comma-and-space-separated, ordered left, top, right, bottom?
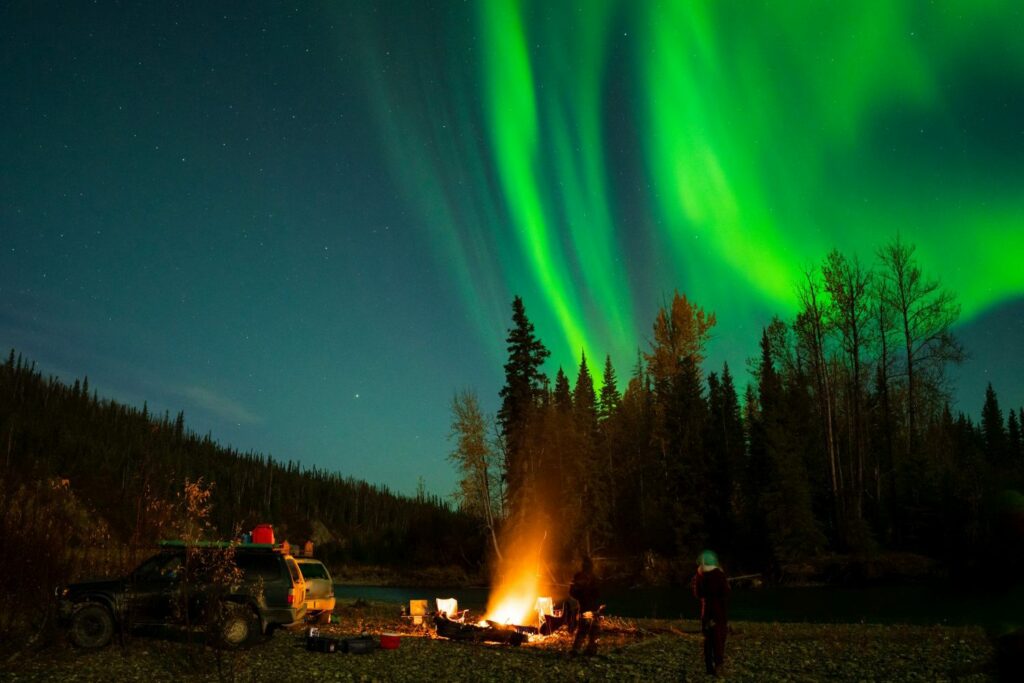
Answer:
380, 633, 400, 650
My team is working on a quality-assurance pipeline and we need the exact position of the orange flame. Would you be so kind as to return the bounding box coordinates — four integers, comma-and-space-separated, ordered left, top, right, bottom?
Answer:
480, 519, 549, 627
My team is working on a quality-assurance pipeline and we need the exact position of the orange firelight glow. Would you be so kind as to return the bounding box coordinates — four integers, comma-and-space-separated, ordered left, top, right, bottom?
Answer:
479, 519, 549, 627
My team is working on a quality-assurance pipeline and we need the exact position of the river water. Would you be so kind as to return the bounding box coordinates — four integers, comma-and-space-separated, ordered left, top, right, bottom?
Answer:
333, 583, 1023, 628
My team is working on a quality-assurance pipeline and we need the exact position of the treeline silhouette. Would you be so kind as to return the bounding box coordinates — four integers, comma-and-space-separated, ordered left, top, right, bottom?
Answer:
0, 349, 483, 605
456, 237, 1024, 583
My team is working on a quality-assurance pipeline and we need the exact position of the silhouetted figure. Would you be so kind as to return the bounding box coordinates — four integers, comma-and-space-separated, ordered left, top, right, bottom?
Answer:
569, 556, 601, 656
691, 550, 729, 676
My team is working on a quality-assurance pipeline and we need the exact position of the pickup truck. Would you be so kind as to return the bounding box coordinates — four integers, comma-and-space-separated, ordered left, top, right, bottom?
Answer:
57, 542, 307, 648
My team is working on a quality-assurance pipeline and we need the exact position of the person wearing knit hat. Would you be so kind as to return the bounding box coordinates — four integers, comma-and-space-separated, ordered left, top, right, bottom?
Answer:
692, 549, 730, 676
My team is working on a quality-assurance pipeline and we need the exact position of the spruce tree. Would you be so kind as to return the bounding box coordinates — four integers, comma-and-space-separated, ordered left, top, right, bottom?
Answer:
573, 358, 598, 421
706, 372, 727, 547
596, 355, 622, 538
719, 364, 745, 484
1008, 409, 1022, 471
615, 352, 657, 553
572, 352, 606, 555
544, 366, 576, 541
553, 368, 572, 415
598, 355, 621, 421
643, 293, 716, 557
753, 326, 826, 563
981, 384, 1007, 470
743, 335, 773, 566
573, 352, 597, 436
497, 297, 550, 520
705, 363, 744, 553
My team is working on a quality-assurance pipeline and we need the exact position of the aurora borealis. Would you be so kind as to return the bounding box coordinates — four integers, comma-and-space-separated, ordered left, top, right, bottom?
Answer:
369, 0, 1024, 374
2, 1, 1022, 494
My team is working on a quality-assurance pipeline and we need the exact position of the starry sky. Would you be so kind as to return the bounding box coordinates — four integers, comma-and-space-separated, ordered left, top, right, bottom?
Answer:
2, 1, 1022, 497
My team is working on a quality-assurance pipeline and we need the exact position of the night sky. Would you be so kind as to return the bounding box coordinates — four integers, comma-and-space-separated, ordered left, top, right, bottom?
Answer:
2, 1, 1022, 497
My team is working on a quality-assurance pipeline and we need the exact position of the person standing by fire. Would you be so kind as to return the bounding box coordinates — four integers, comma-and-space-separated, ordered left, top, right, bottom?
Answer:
569, 555, 601, 656
691, 549, 730, 676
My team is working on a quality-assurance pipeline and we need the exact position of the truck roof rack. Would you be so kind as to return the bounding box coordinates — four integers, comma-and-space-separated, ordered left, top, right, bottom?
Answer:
158, 540, 277, 550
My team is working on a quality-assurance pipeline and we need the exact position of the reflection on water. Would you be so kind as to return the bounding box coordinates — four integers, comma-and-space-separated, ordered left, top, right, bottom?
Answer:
333, 583, 1024, 627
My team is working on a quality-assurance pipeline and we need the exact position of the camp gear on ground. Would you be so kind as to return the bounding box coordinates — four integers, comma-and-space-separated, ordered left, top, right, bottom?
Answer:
305, 627, 340, 653
343, 635, 379, 654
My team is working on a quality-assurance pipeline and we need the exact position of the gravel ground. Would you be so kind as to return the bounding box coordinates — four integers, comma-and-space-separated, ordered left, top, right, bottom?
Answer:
0, 601, 995, 682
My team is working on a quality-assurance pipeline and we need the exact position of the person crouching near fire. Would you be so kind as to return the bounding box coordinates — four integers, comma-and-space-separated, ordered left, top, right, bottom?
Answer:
691, 550, 730, 676
568, 555, 601, 656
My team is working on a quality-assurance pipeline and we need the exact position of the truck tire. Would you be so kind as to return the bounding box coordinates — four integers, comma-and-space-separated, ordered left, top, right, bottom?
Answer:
69, 604, 115, 649
215, 603, 258, 649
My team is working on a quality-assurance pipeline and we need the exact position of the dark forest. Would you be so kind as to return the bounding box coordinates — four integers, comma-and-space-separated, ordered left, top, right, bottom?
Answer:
452, 237, 1024, 584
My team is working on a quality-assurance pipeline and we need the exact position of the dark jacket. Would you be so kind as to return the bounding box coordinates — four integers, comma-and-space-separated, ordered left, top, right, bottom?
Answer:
692, 567, 729, 625
569, 568, 601, 612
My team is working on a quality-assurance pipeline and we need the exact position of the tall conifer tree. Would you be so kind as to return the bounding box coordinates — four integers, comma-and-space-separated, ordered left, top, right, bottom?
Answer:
572, 352, 606, 554
553, 368, 572, 415
705, 363, 744, 552
596, 355, 622, 534
644, 293, 715, 557
598, 355, 621, 421
497, 297, 550, 522
981, 384, 1007, 469
753, 325, 826, 562
1007, 409, 1022, 471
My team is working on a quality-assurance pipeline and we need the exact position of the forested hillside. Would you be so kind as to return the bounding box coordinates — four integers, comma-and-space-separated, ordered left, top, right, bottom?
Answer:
0, 350, 483, 567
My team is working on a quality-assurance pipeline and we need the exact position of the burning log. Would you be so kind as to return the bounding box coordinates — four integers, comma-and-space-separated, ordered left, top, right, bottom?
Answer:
485, 619, 537, 636
434, 613, 526, 646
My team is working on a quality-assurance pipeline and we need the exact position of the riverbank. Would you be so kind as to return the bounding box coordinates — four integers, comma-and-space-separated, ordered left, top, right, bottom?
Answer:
326, 551, 945, 589
331, 581, 1024, 629
1, 601, 996, 681
329, 563, 484, 587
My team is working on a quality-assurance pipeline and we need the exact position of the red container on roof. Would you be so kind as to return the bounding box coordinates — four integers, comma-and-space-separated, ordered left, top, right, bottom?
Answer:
252, 524, 275, 544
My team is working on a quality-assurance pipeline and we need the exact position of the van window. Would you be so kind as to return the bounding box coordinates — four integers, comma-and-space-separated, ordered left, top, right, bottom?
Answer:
285, 558, 303, 584
298, 562, 330, 580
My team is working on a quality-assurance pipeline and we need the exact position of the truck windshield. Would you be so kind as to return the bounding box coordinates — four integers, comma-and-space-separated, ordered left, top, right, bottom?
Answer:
133, 553, 181, 581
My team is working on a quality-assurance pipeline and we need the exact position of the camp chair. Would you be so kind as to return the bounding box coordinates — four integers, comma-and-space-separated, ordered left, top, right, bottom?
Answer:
535, 596, 567, 634
404, 599, 428, 625
435, 597, 468, 622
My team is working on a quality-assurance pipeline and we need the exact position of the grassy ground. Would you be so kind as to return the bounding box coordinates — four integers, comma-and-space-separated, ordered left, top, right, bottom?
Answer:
0, 600, 994, 682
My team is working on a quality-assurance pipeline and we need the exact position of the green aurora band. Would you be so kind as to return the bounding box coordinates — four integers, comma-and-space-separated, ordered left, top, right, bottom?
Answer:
357, 0, 1024, 377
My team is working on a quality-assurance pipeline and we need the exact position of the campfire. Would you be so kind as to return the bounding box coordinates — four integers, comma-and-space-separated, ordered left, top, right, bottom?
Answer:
434, 520, 566, 644
477, 519, 552, 630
